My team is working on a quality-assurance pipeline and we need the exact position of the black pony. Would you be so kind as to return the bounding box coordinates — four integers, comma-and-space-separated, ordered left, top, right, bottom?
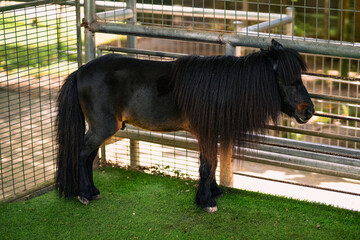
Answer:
56, 39, 314, 212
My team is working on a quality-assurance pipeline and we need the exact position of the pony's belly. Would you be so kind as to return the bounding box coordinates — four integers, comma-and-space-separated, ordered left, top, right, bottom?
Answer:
123, 109, 185, 132
125, 118, 185, 132
122, 88, 185, 132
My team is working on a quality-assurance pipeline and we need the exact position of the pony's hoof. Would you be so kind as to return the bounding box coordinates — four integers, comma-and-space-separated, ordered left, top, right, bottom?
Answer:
203, 206, 218, 213
77, 196, 90, 205
92, 194, 102, 200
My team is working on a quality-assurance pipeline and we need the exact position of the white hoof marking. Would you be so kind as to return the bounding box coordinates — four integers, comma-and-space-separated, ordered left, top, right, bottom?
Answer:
77, 196, 90, 205
203, 206, 218, 213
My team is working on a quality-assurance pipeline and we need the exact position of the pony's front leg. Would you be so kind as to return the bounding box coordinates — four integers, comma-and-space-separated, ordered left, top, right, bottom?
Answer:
210, 178, 223, 198
196, 156, 218, 212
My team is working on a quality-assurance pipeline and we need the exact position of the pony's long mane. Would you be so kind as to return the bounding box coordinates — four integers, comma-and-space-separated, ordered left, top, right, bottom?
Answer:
171, 47, 306, 160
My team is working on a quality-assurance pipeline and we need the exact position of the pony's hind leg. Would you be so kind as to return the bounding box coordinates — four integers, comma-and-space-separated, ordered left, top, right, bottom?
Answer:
196, 154, 218, 213
86, 149, 101, 200
78, 122, 119, 204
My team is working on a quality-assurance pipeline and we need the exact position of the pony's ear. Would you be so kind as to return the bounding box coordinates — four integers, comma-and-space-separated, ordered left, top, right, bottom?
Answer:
271, 39, 283, 49
265, 54, 279, 72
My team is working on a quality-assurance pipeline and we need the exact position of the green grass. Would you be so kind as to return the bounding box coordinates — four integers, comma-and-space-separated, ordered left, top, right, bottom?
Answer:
1, 167, 359, 240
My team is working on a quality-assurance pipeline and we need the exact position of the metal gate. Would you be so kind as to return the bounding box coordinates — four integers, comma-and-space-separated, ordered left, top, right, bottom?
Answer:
0, 0, 78, 201
1, 0, 360, 203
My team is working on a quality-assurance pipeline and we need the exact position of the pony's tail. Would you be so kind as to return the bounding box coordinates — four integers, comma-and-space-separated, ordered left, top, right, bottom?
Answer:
56, 70, 85, 198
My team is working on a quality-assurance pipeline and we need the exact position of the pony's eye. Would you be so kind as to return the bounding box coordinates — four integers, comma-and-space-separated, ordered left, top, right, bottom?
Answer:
288, 79, 302, 86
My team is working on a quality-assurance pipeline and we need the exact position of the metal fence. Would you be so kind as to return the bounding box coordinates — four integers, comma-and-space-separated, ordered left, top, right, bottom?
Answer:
1, 0, 360, 202
86, 0, 360, 190
0, 0, 78, 201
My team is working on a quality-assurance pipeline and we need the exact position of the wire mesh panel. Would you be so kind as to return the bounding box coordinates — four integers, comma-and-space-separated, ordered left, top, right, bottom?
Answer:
95, 0, 359, 40
0, 1, 78, 201
104, 129, 204, 179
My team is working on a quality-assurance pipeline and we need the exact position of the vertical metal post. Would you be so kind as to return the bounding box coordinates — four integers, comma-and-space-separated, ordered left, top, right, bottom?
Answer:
126, 0, 137, 50
84, 0, 97, 167
219, 148, 233, 188
95, 48, 107, 164
221, 39, 236, 186
225, 42, 235, 56
75, 0, 82, 67
221, 43, 235, 187
324, 0, 329, 40
286, 7, 294, 37
84, 0, 96, 62
126, 0, 139, 167
234, 21, 243, 56
130, 139, 140, 167
242, 0, 248, 27
227, 20, 241, 182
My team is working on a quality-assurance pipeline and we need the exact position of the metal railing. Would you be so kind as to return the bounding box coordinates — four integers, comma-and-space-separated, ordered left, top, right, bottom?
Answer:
84, 1, 360, 58
111, 125, 360, 180
87, 0, 290, 21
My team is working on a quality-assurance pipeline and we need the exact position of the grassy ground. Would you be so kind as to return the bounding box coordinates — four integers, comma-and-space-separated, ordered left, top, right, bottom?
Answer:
0, 167, 359, 240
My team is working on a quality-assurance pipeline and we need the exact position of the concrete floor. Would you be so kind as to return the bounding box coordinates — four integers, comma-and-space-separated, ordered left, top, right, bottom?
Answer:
234, 160, 360, 212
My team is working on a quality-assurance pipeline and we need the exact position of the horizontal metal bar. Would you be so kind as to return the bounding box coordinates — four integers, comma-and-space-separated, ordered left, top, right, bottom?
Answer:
134, 4, 286, 21
304, 73, 360, 82
250, 143, 360, 167
237, 32, 360, 58
257, 135, 360, 160
267, 125, 360, 143
96, 8, 133, 20
88, 22, 360, 59
310, 93, 360, 105
314, 112, 360, 123
240, 155, 360, 181
97, 45, 187, 58
89, 22, 226, 43
115, 127, 198, 152
242, 16, 292, 32
113, 125, 360, 180
81, 1, 287, 21
242, 148, 360, 177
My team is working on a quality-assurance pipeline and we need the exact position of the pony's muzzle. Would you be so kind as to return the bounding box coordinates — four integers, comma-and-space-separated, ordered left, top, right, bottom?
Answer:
295, 102, 314, 123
